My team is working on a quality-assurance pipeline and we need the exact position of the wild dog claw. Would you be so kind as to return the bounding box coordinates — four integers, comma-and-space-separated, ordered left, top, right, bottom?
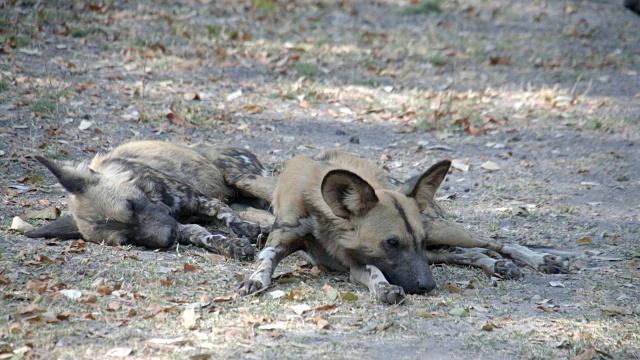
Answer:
494, 259, 522, 280
239, 279, 264, 296
375, 284, 406, 305
539, 255, 570, 274
226, 238, 255, 262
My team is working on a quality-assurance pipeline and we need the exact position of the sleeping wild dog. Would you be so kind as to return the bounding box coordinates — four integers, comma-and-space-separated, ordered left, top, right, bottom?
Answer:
26, 140, 275, 261
240, 150, 570, 304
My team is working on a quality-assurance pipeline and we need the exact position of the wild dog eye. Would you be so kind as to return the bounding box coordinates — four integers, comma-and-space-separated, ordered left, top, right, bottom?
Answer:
386, 238, 400, 247
126, 200, 136, 211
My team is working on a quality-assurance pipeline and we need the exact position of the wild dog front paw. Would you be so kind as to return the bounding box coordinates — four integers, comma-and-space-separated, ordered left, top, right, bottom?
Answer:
225, 238, 255, 262
539, 255, 570, 274
494, 259, 523, 280
239, 279, 265, 296
374, 284, 406, 305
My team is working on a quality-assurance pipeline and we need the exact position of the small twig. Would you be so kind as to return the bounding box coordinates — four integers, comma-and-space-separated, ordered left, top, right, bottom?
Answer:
140, 41, 148, 121
35, 36, 61, 152
581, 77, 593, 98
570, 72, 583, 95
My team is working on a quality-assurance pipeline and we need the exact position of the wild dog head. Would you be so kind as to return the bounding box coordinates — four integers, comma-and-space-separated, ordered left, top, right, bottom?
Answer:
321, 160, 451, 294
31, 156, 179, 248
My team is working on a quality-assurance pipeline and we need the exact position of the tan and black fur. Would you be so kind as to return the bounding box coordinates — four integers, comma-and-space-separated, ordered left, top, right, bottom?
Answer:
240, 150, 570, 304
26, 140, 275, 261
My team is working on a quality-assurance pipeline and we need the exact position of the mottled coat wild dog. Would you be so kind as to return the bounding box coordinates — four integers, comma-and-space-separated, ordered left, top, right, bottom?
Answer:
241, 150, 570, 304
26, 140, 275, 261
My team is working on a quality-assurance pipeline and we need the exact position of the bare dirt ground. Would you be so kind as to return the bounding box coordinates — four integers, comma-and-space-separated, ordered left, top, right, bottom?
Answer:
1, 0, 639, 359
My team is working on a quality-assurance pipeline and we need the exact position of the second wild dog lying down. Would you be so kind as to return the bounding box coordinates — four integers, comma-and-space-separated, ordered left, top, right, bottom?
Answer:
240, 150, 570, 304
25, 140, 275, 261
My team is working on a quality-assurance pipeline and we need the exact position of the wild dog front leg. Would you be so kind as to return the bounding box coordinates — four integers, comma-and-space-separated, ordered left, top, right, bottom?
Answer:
424, 251, 522, 279
178, 224, 254, 261
350, 265, 406, 305
239, 222, 306, 295
199, 198, 263, 241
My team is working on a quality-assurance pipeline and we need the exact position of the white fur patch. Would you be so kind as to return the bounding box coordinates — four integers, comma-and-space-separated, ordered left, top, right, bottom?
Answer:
258, 246, 276, 260
238, 155, 253, 165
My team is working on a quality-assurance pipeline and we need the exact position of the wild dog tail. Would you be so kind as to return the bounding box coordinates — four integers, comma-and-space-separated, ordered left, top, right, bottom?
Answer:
25, 216, 83, 240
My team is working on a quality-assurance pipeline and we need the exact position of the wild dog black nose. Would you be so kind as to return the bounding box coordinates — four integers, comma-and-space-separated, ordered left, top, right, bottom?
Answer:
170, 227, 178, 241
417, 278, 436, 293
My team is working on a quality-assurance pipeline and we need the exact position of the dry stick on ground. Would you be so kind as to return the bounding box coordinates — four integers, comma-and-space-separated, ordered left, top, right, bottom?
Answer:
140, 41, 149, 122
34, 36, 62, 153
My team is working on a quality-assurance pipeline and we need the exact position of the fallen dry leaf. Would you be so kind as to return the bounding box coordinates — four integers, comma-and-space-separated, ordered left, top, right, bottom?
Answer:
571, 344, 597, 360
480, 322, 494, 331
2, 186, 19, 197
181, 307, 199, 330
549, 281, 565, 288
25, 207, 60, 220
108, 301, 121, 311
576, 236, 592, 245
183, 263, 199, 273
444, 283, 463, 293
313, 315, 329, 330
105, 347, 132, 357
183, 92, 200, 101
451, 159, 470, 172
241, 309, 264, 326
413, 309, 436, 318
339, 291, 358, 301
480, 161, 500, 171
147, 337, 188, 347
601, 305, 631, 316
291, 304, 311, 315
449, 307, 471, 317
488, 55, 512, 66
299, 100, 312, 109
322, 284, 339, 302
58, 289, 82, 300
245, 104, 263, 114
10, 217, 34, 233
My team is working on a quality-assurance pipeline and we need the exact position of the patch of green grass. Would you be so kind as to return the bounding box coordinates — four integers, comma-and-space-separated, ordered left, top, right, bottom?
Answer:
0, 80, 8, 92
69, 27, 92, 38
355, 78, 382, 88
10, 35, 31, 48
291, 62, 321, 77
253, 0, 275, 14
403, 0, 445, 15
36, 9, 73, 24
29, 98, 56, 114
267, 90, 296, 100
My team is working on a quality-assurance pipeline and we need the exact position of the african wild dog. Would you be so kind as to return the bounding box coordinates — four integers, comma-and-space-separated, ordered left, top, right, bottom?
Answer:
240, 150, 570, 304
26, 140, 275, 261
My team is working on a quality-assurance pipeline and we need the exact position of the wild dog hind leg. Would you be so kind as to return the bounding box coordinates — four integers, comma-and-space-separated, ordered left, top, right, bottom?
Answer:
350, 265, 406, 305
423, 214, 570, 274
178, 224, 254, 262
424, 251, 522, 279
198, 198, 263, 241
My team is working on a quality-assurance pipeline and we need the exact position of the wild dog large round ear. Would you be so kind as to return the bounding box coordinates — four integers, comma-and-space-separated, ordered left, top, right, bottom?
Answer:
321, 169, 379, 219
34, 156, 99, 194
400, 160, 451, 212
